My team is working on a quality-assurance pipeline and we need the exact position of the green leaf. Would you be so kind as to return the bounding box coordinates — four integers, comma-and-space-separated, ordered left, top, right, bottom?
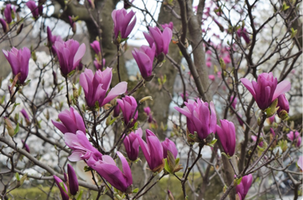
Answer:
208, 139, 217, 147
163, 75, 167, 84
15, 172, 20, 181
108, 117, 117, 126
0, 95, 5, 104
132, 188, 139, 193
167, 150, 176, 172
164, 158, 172, 173
76, 190, 83, 200
59, 182, 68, 194
236, 177, 243, 185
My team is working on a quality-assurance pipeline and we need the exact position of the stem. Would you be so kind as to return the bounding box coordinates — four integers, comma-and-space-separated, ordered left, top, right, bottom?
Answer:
242, 113, 267, 174
132, 175, 155, 199
65, 77, 71, 107
135, 173, 166, 199
220, 182, 234, 200
182, 143, 203, 198
0, 85, 20, 118
116, 44, 121, 82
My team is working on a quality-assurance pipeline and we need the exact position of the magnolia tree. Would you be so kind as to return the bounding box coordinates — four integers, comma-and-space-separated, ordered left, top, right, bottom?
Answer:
0, 0, 302, 200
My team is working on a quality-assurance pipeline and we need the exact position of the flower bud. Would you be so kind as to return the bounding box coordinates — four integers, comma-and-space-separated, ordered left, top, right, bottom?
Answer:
4, 117, 15, 137
67, 164, 79, 195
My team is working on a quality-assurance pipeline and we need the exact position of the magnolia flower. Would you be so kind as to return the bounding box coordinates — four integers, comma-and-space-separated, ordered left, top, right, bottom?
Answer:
208, 75, 215, 81
161, 138, 178, 159
67, 164, 79, 195
64, 131, 102, 162
4, 4, 15, 24
112, 8, 136, 40
117, 96, 138, 127
241, 72, 291, 110
53, 176, 69, 200
26, 0, 42, 19
236, 174, 253, 200
216, 119, 236, 157
52, 107, 86, 134
174, 99, 217, 141
20, 109, 30, 125
143, 107, 154, 123
236, 28, 250, 44
123, 128, 142, 161
53, 39, 86, 77
87, 152, 133, 193
287, 131, 301, 147
79, 68, 127, 108
136, 129, 164, 172
144, 26, 172, 56
90, 40, 100, 54
277, 94, 289, 119
68, 16, 76, 33
0, 18, 8, 33
132, 44, 156, 80
161, 22, 174, 30
3, 47, 31, 84
251, 135, 263, 147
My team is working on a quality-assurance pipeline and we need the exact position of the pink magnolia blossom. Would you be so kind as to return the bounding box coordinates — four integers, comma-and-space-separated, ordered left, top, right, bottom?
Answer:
175, 99, 217, 141
53, 39, 86, 77
216, 120, 236, 156
80, 68, 127, 108
64, 131, 102, 162
287, 131, 301, 147
208, 75, 215, 81
117, 96, 138, 127
123, 128, 142, 161
4, 4, 15, 24
90, 40, 100, 54
132, 44, 156, 80
241, 72, 291, 110
144, 107, 154, 123
67, 164, 79, 195
3, 47, 31, 84
144, 26, 172, 56
53, 176, 69, 200
136, 129, 164, 172
52, 107, 86, 134
236, 28, 250, 44
236, 174, 253, 200
112, 8, 136, 40
277, 94, 289, 118
87, 152, 132, 192
20, 109, 30, 124
26, 0, 42, 19
0, 18, 8, 33
251, 135, 263, 147
161, 138, 178, 159
161, 22, 174, 30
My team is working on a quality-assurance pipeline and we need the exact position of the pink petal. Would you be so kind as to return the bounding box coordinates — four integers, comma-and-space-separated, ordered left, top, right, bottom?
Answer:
272, 80, 291, 101
102, 82, 127, 106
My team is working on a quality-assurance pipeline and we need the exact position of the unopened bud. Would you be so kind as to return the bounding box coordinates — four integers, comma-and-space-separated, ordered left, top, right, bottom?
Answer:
72, 84, 78, 100
4, 117, 15, 137
219, 58, 226, 70
167, 190, 174, 200
139, 96, 153, 104
17, 23, 23, 35
278, 110, 289, 120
